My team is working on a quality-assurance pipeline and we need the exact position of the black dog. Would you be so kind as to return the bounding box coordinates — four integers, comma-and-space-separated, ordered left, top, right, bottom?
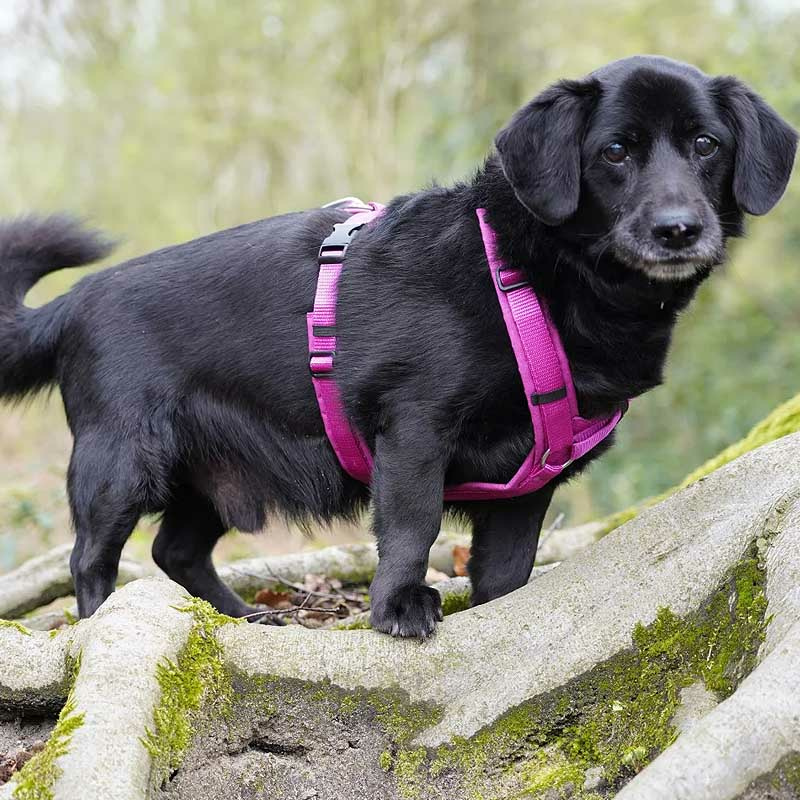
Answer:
0, 56, 795, 637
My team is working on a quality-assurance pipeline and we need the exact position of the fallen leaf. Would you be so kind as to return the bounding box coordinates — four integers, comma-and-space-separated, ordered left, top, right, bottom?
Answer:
452, 545, 471, 577
253, 588, 293, 608
0, 742, 43, 786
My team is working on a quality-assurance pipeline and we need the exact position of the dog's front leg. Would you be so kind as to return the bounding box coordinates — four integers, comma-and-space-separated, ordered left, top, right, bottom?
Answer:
368, 411, 446, 638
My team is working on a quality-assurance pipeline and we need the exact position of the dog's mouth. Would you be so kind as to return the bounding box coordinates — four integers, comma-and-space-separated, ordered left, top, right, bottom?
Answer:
611, 238, 725, 283
618, 252, 719, 282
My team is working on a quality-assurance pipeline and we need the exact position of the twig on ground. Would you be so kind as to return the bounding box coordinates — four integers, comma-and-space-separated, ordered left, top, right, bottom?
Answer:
538, 512, 565, 548
225, 564, 364, 603
240, 591, 349, 626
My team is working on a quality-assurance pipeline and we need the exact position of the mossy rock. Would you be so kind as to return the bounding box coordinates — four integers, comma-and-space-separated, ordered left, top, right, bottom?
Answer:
600, 391, 800, 534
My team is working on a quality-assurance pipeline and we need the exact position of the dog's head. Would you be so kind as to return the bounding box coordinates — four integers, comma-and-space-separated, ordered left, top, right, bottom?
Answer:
495, 55, 798, 282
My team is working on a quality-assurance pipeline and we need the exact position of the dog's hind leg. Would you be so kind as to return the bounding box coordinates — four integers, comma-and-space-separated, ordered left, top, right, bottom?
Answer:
466, 486, 555, 606
68, 433, 145, 618
151, 486, 264, 620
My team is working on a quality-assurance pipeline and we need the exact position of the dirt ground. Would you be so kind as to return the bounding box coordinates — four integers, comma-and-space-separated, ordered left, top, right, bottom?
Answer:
0, 712, 56, 786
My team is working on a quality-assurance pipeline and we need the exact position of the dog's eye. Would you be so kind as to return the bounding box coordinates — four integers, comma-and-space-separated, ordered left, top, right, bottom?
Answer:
603, 142, 629, 164
694, 135, 719, 157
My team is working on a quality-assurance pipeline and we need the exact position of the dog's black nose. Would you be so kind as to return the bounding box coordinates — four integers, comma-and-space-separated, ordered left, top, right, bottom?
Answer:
651, 209, 703, 249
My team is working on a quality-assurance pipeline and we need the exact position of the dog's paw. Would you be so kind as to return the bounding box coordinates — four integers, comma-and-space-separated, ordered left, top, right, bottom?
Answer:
369, 583, 443, 638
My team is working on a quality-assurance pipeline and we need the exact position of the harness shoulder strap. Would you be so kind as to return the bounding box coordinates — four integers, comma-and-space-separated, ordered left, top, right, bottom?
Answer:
308, 203, 384, 483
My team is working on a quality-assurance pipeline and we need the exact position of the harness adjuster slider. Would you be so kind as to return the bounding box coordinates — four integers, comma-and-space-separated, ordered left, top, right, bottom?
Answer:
495, 266, 530, 292
309, 350, 336, 377
530, 387, 568, 406
318, 244, 348, 264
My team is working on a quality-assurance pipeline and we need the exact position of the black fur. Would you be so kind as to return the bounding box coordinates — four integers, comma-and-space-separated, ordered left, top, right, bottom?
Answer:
0, 56, 796, 636
0, 215, 114, 400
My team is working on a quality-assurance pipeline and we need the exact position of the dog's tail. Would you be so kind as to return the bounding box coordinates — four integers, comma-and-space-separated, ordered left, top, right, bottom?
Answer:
0, 215, 114, 400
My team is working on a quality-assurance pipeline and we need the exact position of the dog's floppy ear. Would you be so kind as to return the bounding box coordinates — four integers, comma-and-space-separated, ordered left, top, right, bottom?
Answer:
494, 78, 600, 225
711, 76, 798, 216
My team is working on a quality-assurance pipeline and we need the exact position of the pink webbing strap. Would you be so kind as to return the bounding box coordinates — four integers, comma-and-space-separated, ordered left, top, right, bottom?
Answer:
308, 202, 382, 484
308, 203, 624, 500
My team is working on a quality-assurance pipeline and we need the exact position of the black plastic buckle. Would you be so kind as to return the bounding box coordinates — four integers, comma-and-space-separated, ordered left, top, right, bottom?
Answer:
318, 219, 368, 264
495, 266, 529, 292
309, 350, 335, 376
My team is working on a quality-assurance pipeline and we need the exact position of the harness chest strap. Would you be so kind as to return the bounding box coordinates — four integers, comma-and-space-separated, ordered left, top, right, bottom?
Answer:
307, 203, 625, 501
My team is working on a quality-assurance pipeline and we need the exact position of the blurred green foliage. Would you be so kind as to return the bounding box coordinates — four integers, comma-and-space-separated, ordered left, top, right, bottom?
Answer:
1, 0, 798, 522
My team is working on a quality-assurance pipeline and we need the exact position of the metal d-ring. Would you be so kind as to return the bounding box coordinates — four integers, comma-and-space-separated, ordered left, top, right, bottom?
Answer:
540, 448, 573, 469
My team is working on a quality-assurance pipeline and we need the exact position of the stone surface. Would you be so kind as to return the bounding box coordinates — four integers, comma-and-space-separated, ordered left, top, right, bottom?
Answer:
670, 682, 719, 735
735, 753, 800, 800
536, 520, 607, 564
0, 626, 70, 708
157, 689, 399, 800
53, 579, 195, 800
583, 766, 605, 791
0, 580, 195, 800
0, 713, 55, 758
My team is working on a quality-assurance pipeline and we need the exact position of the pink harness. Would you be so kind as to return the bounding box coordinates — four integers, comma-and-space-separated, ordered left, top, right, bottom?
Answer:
307, 200, 625, 500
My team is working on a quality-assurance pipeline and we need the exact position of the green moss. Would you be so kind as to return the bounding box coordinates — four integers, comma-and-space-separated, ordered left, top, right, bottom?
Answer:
379, 751, 393, 771
366, 688, 443, 745
394, 747, 428, 799
598, 392, 800, 537
13, 656, 84, 800
782, 753, 800, 793
12, 700, 84, 800
142, 598, 240, 786
518, 749, 584, 796
440, 589, 472, 617
332, 617, 372, 630
427, 554, 768, 799
339, 693, 360, 715
0, 619, 32, 636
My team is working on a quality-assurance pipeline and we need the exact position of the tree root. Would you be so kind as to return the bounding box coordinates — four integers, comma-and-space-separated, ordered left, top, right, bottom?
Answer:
1, 434, 799, 798
0, 544, 152, 620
